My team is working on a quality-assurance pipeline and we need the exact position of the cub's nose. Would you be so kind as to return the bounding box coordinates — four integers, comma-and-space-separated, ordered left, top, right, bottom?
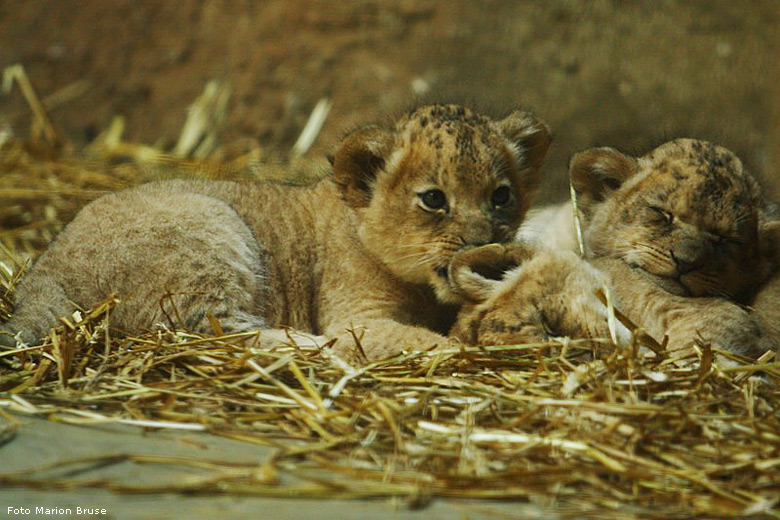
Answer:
460, 219, 495, 247
670, 239, 711, 274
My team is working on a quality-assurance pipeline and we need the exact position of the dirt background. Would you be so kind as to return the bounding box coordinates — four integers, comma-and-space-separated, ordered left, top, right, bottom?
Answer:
1, 0, 779, 202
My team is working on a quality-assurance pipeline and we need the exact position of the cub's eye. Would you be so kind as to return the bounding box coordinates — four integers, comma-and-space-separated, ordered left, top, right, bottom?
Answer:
419, 189, 448, 211
714, 235, 744, 248
648, 205, 673, 224
491, 185, 512, 207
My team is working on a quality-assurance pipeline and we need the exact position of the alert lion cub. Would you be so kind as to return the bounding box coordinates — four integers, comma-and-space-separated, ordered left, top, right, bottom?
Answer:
1, 104, 551, 363
518, 138, 780, 357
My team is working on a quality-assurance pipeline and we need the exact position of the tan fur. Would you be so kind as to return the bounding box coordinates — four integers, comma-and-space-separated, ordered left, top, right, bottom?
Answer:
752, 273, 780, 355
448, 244, 627, 347
751, 221, 780, 357
1, 104, 551, 363
518, 138, 779, 358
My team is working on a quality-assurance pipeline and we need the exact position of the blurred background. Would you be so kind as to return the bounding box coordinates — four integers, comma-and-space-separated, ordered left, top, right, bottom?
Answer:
1, 0, 779, 202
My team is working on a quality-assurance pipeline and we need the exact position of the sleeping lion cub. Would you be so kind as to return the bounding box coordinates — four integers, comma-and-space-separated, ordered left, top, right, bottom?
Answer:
515, 138, 779, 358
0, 104, 551, 363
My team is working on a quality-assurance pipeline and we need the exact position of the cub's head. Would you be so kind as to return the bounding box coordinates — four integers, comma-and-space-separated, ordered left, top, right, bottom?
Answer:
571, 138, 772, 301
331, 104, 551, 303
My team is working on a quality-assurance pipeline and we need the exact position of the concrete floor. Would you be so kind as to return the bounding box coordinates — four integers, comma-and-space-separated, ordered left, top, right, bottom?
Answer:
1, 415, 558, 520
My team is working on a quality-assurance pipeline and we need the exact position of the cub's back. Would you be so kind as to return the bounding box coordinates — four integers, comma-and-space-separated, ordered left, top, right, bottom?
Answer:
2, 178, 333, 343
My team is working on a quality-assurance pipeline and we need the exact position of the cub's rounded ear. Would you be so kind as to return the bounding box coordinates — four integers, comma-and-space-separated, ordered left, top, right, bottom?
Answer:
331, 126, 394, 208
569, 147, 638, 214
494, 111, 552, 174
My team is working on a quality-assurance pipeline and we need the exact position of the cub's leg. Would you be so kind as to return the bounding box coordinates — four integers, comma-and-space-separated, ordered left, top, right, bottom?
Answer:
0, 273, 72, 346
750, 273, 780, 358
592, 258, 777, 358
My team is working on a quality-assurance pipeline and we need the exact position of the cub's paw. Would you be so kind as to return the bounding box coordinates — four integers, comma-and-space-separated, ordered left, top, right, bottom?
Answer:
447, 243, 534, 303
665, 302, 777, 358
449, 246, 625, 346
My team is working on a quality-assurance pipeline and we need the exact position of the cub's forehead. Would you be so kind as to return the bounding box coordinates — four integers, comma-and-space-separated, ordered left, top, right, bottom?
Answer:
633, 138, 757, 226
393, 104, 511, 184
643, 138, 743, 177
397, 104, 492, 131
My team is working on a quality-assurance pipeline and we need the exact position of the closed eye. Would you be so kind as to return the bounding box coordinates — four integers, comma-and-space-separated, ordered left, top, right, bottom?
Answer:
646, 204, 673, 224
715, 235, 746, 247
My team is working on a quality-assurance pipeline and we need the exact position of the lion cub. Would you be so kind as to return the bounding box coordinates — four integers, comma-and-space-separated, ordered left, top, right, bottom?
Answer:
1, 104, 551, 363
518, 138, 780, 358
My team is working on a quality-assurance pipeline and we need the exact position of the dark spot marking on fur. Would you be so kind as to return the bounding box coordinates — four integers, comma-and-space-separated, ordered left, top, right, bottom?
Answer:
461, 307, 488, 344
695, 172, 732, 204
690, 140, 705, 156
455, 125, 476, 160
482, 319, 526, 334
709, 152, 729, 172
428, 133, 443, 150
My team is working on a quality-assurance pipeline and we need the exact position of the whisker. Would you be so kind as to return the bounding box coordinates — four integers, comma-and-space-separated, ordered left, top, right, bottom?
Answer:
733, 212, 755, 226
395, 251, 436, 262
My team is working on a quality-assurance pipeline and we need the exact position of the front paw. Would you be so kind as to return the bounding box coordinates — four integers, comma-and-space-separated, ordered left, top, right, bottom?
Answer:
453, 303, 549, 347
447, 243, 534, 303
449, 243, 532, 279
450, 249, 622, 347
666, 304, 776, 358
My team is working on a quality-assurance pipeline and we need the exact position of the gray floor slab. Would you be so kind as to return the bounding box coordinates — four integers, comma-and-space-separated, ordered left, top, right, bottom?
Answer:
0, 415, 557, 520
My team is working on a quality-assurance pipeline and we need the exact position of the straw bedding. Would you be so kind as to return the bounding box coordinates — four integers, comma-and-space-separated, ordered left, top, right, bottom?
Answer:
0, 73, 778, 519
